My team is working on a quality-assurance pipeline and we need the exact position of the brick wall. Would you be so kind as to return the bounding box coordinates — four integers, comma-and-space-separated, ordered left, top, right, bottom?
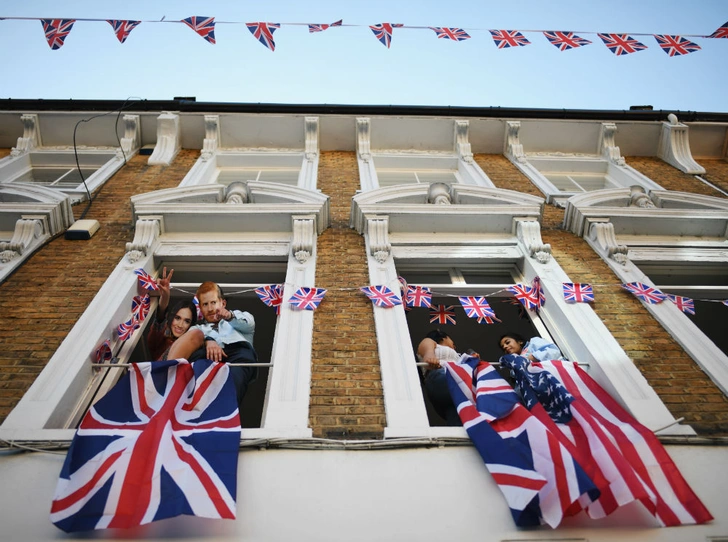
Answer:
626, 156, 728, 199
0, 150, 199, 423
701, 159, 728, 195
309, 152, 386, 439
0, 149, 10, 159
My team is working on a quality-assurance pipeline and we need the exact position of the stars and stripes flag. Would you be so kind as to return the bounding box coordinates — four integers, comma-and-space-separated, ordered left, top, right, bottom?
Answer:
288, 287, 327, 310
255, 284, 284, 315
598, 33, 647, 55
429, 27, 471, 41
134, 268, 159, 291
181, 16, 216, 44
308, 19, 342, 33
444, 357, 599, 527
562, 283, 594, 303
543, 31, 592, 51
621, 282, 667, 304
429, 304, 456, 325
369, 23, 403, 48
708, 21, 728, 39
94, 340, 112, 364
107, 20, 141, 44
131, 294, 151, 325
41, 19, 75, 50
489, 29, 531, 49
406, 286, 432, 308
246, 22, 280, 51
507, 284, 540, 310
654, 34, 701, 56
667, 294, 695, 315
50, 359, 241, 532
116, 318, 139, 342
458, 296, 498, 322
360, 285, 402, 308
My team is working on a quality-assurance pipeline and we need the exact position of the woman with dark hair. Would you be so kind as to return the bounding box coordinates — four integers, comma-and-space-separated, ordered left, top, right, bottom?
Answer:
146, 268, 198, 360
498, 331, 563, 362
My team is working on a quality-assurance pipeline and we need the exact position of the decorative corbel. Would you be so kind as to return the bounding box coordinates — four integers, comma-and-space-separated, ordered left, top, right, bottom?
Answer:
504, 121, 526, 164
292, 215, 316, 263
148, 112, 181, 166
367, 216, 391, 263
11, 114, 42, 157
628, 185, 656, 209
119, 114, 140, 158
200, 115, 220, 161
514, 218, 551, 263
599, 123, 625, 166
125, 218, 161, 264
427, 182, 453, 205
455, 120, 473, 163
0, 218, 44, 262
587, 220, 629, 265
304, 117, 319, 162
657, 114, 706, 175
356, 118, 372, 163
224, 181, 251, 204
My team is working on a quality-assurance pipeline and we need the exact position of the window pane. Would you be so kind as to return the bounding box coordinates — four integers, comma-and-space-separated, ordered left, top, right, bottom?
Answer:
414, 171, 458, 184
686, 300, 728, 357
14, 167, 97, 188
377, 171, 417, 187
258, 169, 300, 185
545, 173, 581, 192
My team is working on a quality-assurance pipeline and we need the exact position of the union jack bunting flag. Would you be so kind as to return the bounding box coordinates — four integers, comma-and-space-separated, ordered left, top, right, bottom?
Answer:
406, 286, 432, 308
621, 282, 667, 304
192, 295, 203, 320
429, 27, 471, 41
654, 34, 701, 56
130, 294, 150, 325
134, 268, 159, 291
360, 285, 402, 308
255, 284, 284, 315
543, 31, 592, 51
369, 23, 404, 48
597, 33, 647, 55
562, 283, 594, 303
489, 29, 531, 48
532, 276, 545, 308
429, 304, 456, 325
723, 300, 728, 307
181, 16, 216, 44
507, 284, 540, 310
708, 21, 728, 39
50, 359, 241, 532
107, 20, 141, 44
288, 287, 327, 310
667, 294, 695, 315
116, 318, 139, 342
458, 296, 497, 321
41, 19, 75, 50
308, 19, 342, 33
246, 22, 281, 51
94, 340, 112, 364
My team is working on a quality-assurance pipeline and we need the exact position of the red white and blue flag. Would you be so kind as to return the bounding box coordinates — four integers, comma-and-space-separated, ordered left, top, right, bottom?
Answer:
622, 282, 667, 304
429, 27, 471, 41
50, 359, 240, 533
134, 268, 159, 291
308, 19, 342, 33
181, 16, 216, 44
532, 276, 546, 308
406, 285, 432, 308
41, 19, 75, 50
459, 296, 497, 321
598, 33, 647, 55
562, 283, 594, 303
255, 284, 284, 315
667, 294, 695, 315
107, 20, 141, 44
489, 29, 531, 48
192, 295, 203, 320
131, 294, 150, 324
507, 284, 540, 310
708, 21, 728, 39
543, 31, 592, 51
117, 318, 139, 342
369, 23, 403, 48
94, 339, 112, 364
654, 34, 701, 56
288, 287, 327, 310
429, 304, 456, 325
360, 285, 402, 308
246, 22, 280, 51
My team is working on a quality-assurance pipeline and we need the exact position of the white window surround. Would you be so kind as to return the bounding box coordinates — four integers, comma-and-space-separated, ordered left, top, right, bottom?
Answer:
0, 182, 329, 442
351, 183, 690, 439
563, 187, 728, 399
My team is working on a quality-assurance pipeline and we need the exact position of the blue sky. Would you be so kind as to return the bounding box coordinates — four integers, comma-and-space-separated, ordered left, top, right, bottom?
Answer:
1, 0, 726, 112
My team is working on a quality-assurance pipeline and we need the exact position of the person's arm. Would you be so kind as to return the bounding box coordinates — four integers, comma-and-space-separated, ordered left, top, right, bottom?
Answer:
146, 320, 168, 361
223, 309, 255, 336
155, 267, 173, 323
527, 337, 563, 361
417, 338, 442, 369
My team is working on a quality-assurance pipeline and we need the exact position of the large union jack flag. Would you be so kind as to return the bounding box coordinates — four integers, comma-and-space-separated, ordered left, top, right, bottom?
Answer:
622, 282, 667, 304
429, 304, 456, 325
458, 296, 497, 321
543, 31, 592, 51
708, 21, 728, 39
289, 287, 327, 310
255, 284, 284, 315
598, 33, 647, 55
369, 23, 404, 48
131, 294, 151, 324
50, 360, 241, 533
41, 19, 75, 50
134, 268, 159, 291
360, 285, 402, 308
654, 34, 701, 56
406, 285, 432, 308
246, 22, 281, 51
667, 294, 695, 315
562, 282, 594, 303
181, 16, 216, 44
107, 20, 141, 44
429, 27, 471, 41
308, 19, 342, 33
489, 29, 531, 48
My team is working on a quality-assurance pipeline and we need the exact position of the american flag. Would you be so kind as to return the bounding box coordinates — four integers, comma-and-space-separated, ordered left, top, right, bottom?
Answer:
360, 285, 402, 308
543, 31, 592, 51
246, 22, 281, 51
622, 282, 667, 304
489, 29, 531, 48
429, 304, 456, 325
667, 294, 695, 315
107, 20, 141, 44
369, 23, 403, 48
562, 283, 594, 303
131, 294, 150, 324
41, 19, 75, 50
654, 34, 701, 56
181, 16, 216, 44
134, 268, 159, 291
288, 287, 327, 310
429, 27, 471, 41
50, 360, 241, 532
406, 286, 432, 308
94, 339, 112, 364
708, 21, 728, 39
458, 296, 497, 320
507, 284, 540, 310
308, 19, 342, 33
597, 33, 647, 55
255, 284, 284, 315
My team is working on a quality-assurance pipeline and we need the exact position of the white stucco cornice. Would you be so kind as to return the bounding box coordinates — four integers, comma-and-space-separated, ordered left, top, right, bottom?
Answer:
657, 114, 706, 174
148, 111, 181, 166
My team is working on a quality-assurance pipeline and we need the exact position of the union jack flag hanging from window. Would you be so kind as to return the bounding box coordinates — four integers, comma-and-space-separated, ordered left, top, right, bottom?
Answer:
459, 296, 498, 322
50, 359, 240, 533
429, 304, 456, 325
308, 19, 342, 33
181, 16, 216, 44
41, 19, 75, 50
507, 284, 540, 310
107, 20, 141, 44
429, 27, 471, 41
360, 285, 402, 308
708, 21, 728, 39
246, 22, 281, 51
621, 282, 667, 304
116, 318, 139, 341
654, 34, 701, 56
562, 283, 594, 303
255, 284, 284, 315
94, 339, 112, 364
489, 29, 531, 48
130, 294, 150, 324
289, 287, 327, 310
369, 23, 404, 48
406, 286, 432, 308
134, 268, 159, 291
597, 33, 647, 55
543, 31, 592, 51
667, 294, 695, 315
